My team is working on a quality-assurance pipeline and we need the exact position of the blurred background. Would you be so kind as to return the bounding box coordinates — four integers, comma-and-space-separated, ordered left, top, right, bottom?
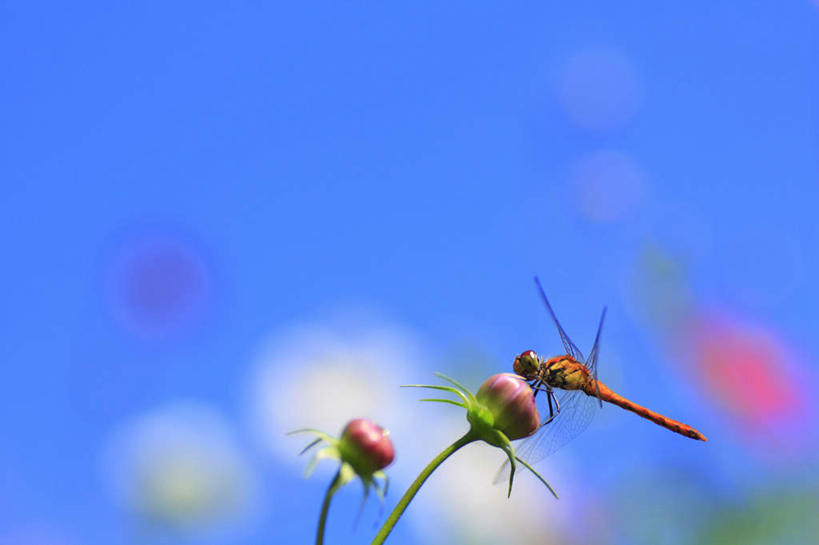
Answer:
2, 2, 818, 544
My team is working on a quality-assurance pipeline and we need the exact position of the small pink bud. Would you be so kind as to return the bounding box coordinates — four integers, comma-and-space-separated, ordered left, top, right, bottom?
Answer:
476, 373, 540, 440
339, 418, 395, 475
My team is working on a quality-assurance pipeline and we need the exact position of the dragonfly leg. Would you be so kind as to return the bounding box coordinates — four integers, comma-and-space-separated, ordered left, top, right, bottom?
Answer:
546, 387, 554, 418
542, 389, 562, 426
532, 381, 554, 397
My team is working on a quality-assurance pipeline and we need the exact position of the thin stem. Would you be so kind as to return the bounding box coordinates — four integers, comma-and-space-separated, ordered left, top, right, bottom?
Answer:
370, 431, 477, 545
316, 468, 344, 545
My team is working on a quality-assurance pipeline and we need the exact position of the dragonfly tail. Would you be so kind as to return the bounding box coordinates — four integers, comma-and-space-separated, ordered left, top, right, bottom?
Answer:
590, 381, 707, 441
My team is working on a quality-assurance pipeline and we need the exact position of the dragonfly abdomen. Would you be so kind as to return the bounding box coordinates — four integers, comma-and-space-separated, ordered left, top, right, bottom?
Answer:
588, 382, 707, 442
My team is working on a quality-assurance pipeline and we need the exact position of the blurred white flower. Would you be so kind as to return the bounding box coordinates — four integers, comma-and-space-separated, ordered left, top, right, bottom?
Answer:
409, 438, 578, 545
247, 320, 427, 469
103, 403, 254, 533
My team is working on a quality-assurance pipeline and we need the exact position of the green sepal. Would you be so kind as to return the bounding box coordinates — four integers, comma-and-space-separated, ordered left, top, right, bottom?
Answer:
298, 437, 324, 455
492, 431, 517, 498
419, 398, 467, 408
466, 405, 502, 445
402, 383, 470, 406
304, 446, 341, 478
372, 470, 389, 502
433, 372, 477, 404
515, 456, 559, 499
338, 462, 357, 487
288, 428, 338, 446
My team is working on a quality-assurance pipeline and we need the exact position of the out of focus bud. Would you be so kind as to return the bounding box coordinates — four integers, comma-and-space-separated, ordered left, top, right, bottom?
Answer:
339, 418, 395, 475
289, 418, 391, 511
292, 419, 394, 544
476, 373, 541, 440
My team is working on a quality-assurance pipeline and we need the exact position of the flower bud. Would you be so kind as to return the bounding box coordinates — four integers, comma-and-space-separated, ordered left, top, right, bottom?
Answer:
476, 373, 540, 440
338, 418, 395, 475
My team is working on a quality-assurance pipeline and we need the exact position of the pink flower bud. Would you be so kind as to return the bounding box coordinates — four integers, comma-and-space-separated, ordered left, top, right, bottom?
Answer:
476, 373, 540, 440
339, 419, 395, 475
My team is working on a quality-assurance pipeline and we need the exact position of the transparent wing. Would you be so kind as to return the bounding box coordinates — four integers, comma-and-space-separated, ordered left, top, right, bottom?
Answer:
534, 277, 585, 362
513, 387, 599, 465
585, 306, 607, 407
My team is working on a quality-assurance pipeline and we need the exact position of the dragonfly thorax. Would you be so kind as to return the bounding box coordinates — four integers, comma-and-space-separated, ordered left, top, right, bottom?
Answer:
542, 356, 591, 391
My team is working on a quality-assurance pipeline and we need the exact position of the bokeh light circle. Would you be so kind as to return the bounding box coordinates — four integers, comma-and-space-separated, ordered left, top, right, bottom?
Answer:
557, 48, 643, 132
571, 150, 645, 222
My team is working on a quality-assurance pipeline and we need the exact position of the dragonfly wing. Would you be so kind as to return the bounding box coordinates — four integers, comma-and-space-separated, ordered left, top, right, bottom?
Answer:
585, 306, 607, 407
513, 388, 599, 465
534, 277, 585, 362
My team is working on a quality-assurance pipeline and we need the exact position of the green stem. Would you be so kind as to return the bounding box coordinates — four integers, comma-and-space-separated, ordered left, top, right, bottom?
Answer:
316, 468, 344, 545
370, 431, 477, 545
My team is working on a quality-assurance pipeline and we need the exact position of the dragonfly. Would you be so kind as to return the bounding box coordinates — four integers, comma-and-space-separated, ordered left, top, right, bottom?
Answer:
512, 277, 706, 466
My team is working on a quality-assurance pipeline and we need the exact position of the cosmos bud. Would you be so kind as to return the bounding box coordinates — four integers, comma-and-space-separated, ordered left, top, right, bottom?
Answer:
338, 418, 395, 475
476, 373, 540, 440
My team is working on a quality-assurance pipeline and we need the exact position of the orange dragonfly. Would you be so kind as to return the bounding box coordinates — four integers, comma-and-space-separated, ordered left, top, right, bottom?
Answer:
512, 278, 706, 464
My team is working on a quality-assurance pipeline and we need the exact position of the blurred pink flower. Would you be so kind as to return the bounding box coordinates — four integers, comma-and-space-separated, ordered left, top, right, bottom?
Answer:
684, 312, 809, 438
630, 244, 817, 457
106, 231, 212, 339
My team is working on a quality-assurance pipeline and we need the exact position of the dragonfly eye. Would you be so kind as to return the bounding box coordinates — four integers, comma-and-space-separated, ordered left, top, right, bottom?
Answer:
513, 350, 540, 377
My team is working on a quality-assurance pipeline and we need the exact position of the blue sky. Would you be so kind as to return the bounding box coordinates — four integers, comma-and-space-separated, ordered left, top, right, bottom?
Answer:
1, 2, 817, 544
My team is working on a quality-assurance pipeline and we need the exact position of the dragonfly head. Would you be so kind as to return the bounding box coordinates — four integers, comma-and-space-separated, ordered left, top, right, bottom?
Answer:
513, 350, 541, 379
